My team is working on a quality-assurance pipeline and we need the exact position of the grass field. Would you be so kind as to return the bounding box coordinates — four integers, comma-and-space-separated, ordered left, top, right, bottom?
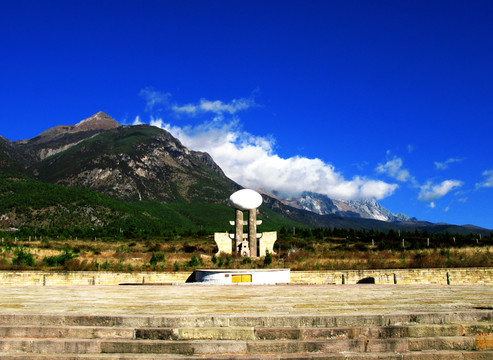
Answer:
1, 234, 491, 272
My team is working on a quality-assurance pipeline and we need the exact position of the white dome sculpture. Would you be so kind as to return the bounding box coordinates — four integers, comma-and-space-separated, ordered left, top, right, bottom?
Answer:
229, 189, 263, 210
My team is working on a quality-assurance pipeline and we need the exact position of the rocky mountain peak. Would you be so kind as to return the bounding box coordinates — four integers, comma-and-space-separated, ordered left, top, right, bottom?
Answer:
27, 112, 120, 145
75, 111, 121, 132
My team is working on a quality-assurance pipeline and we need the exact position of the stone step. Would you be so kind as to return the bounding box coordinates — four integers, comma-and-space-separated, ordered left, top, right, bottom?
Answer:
135, 323, 493, 340
0, 338, 101, 354
0, 311, 492, 328
0, 350, 493, 359
135, 327, 256, 340
1, 336, 491, 355
0, 323, 490, 342
255, 323, 493, 340
0, 325, 135, 339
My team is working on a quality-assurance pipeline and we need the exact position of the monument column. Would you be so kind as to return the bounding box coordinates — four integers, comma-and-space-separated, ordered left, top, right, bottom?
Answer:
235, 209, 244, 252
227, 189, 268, 258
248, 208, 257, 257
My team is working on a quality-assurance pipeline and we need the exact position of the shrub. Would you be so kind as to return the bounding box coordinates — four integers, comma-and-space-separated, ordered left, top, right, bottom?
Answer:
264, 251, 273, 266
183, 244, 197, 253
149, 252, 166, 266
241, 257, 252, 265
11, 247, 35, 267
188, 255, 200, 268
145, 243, 162, 252
173, 261, 180, 271
43, 250, 78, 267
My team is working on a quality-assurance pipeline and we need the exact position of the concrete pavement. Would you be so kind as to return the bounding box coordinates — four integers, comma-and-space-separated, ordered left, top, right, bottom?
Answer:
0, 284, 491, 316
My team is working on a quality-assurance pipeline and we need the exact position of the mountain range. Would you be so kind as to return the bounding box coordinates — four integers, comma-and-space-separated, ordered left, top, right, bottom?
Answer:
283, 192, 416, 222
0, 112, 490, 235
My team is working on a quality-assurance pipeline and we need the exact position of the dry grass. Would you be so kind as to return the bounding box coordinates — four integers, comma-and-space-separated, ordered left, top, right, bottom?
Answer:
0, 236, 491, 271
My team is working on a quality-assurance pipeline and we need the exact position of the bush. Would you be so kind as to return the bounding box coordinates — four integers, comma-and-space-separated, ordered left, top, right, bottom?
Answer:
183, 244, 197, 253
188, 255, 200, 268
264, 251, 273, 266
145, 243, 162, 252
43, 250, 78, 267
149, 252, 166, 266
241, 257, 252, 265
11, 247, 35, 267
217, 257, 224, 267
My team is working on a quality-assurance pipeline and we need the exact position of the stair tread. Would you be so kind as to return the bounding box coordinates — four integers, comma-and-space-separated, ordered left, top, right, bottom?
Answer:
0, 349, 492, 359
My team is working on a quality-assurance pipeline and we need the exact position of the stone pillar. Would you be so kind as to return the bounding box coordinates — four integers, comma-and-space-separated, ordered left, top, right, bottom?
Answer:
248, 208, 257, 257
235, 209, 244, 253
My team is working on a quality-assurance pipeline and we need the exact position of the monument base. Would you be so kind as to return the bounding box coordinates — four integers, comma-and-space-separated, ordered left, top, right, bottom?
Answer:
194, 268, 290, 285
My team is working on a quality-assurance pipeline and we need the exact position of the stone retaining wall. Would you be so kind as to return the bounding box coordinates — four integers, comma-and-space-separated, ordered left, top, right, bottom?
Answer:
0, 267, 491, 286
289, 267, 493, 285
0, 271, 191, 286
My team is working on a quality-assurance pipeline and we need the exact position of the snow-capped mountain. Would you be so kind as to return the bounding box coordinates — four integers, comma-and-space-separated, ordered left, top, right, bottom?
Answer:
284, 191, 416, 222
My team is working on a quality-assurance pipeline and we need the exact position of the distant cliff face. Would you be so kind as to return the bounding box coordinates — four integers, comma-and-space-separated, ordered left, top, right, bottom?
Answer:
29, 124, 238, 203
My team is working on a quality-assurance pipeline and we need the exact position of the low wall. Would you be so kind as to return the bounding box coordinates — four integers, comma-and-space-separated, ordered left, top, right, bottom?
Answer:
0, 271, 191, 286
290, 267, 493, 285
0, 267, 491, 286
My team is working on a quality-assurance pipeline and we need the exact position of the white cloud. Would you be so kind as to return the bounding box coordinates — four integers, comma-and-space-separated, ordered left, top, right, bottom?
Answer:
139, 88, 171, 111
132, 115, 143, 125
418, 180, 463, 202
172, 97, 256, 117
149, 116, 164, 128
158, 117, 398, 201
434, 157, 464, 170
476, 169, 493, 189
376, 156, 412, 182
138, 92, 398, 201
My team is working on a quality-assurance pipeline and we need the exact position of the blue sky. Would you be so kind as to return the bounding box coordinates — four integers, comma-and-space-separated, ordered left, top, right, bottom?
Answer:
1, 1, 492, 229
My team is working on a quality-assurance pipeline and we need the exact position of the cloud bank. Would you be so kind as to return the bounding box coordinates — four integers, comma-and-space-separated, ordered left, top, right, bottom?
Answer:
162, 118, 397, 200
418, 180, 463, 202
138, 94, 398, 201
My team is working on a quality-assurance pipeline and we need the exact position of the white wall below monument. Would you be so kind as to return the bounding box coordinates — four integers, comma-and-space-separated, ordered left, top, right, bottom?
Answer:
195, 269, 290, 285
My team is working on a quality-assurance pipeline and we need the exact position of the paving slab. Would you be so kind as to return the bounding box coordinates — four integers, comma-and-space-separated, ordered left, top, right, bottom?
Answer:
0, 284, 491, 316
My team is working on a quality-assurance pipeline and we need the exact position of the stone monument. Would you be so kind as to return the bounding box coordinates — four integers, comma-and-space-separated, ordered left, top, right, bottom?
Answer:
214, 189, 277, 258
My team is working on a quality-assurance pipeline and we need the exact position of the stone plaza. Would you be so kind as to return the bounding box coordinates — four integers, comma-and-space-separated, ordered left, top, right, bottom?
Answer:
0, 283, 492, 358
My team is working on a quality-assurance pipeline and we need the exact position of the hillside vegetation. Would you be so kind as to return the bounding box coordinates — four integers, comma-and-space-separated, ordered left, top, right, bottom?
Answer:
0, 174, 302, 238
